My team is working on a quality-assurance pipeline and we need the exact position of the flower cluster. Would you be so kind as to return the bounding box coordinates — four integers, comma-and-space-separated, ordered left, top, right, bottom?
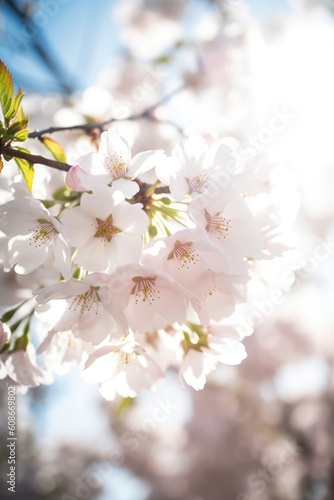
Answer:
0, 129, 285, 398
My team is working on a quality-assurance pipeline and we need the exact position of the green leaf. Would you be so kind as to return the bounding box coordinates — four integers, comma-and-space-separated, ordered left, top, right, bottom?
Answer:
0, 122, 7, 135
13, 129, 29, 142
0, 60, 14, 123
7, 87, 25, 121
0, 60, 14, 99
42, 136, 66, 163
7, 118, 29, 137
13, 156, 34, 191
0, 157, 3, 173
1, 92, 12, 118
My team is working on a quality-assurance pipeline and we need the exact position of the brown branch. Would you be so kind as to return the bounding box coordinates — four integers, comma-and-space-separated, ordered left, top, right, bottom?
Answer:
28, 121, 115, 139
2, 146, 72, 172
28, 84, 186, 139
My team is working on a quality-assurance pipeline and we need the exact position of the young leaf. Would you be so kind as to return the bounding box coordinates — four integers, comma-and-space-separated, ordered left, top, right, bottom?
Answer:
42, 136, 67, 163
13, 129, 29, 142
0, 60, 14, 123
7, 118, 29, 137
13, 155, 34, 191
7, 87, 25, 121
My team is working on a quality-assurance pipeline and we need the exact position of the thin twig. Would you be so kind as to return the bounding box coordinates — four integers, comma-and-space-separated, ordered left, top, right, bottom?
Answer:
28, 84, 186, 139
2, 146, 72, 172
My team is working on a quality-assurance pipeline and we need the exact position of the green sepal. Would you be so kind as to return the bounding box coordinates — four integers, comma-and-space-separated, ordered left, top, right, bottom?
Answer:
0, 342, 10, 354
39, 199, 56, 209
1, 307, 17, 323
13, 331, 29, 352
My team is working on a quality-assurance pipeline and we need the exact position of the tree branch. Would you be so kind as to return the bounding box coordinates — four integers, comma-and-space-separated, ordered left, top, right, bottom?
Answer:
28, 84, 186, 139
2, 146, 72, 172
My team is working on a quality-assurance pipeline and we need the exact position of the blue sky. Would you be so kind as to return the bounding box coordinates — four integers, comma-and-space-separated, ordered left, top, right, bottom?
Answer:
0, 0, 122, 93
0, 0, 291, 95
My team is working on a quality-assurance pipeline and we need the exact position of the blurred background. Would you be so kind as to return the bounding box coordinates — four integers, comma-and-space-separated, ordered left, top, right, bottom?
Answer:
1, 0, 334, 499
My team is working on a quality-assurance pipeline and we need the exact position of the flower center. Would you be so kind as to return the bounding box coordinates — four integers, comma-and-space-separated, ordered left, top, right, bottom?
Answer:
188, 170, 211, 194
167, 240, 199, 269
69, 286, 100, 315
104, 153, 127, 180
29, 219, 56, 247
205, 210, 231, 239
130, 276, 160, 305
94, 214, 121, 243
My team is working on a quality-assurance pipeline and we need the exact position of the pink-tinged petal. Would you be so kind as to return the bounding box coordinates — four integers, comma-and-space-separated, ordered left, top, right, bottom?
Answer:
155, 156, 177, 185
0, 198, 50, 237
61, 207, 96, 247
124, 353, 163, 393
98, 379, 117, 401
36, 331, 55, 355
84, 343, 126, 370
5, 349, 53, 387
79, 189, 115, 220
99, 129, 130, 178
112, 178, 140, 198
180, 349, 211, 391
75, 237, 118, 272
173, 135, 208, 169
0, 321, 10, 351
211, 339, 247, 365
130, 150, 165, 178
35, 301, 78, 331
7, 235, 48, 274
114, 203, 148, 235
153, 284, 188, 325
66, 164, 91, 192
35, 280, 89, 303
52, 234, 72, 279
114, 234, 143, 266
84, 351, 120, 384
169, 175, 189, 200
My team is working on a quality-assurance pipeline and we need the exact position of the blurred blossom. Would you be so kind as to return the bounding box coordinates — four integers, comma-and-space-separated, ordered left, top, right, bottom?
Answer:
1, 1, 334, 500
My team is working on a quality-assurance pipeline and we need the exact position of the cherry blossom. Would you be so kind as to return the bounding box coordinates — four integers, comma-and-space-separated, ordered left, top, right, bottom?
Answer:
0, 345, 53, 388
60, 187, 148, 273
0, 124, 291, 398
66, 128, 165, 197
83, 334, 163, 400
34, 273, 128, 345
0, 321, 10, 352
108, 264, 193, 334
37, 330, 92, 374
180, 322, 247, 390
189, 193, 264, 273
141, 228, 242, 317
0, 197, 71, 277
160, 135, 236, 202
